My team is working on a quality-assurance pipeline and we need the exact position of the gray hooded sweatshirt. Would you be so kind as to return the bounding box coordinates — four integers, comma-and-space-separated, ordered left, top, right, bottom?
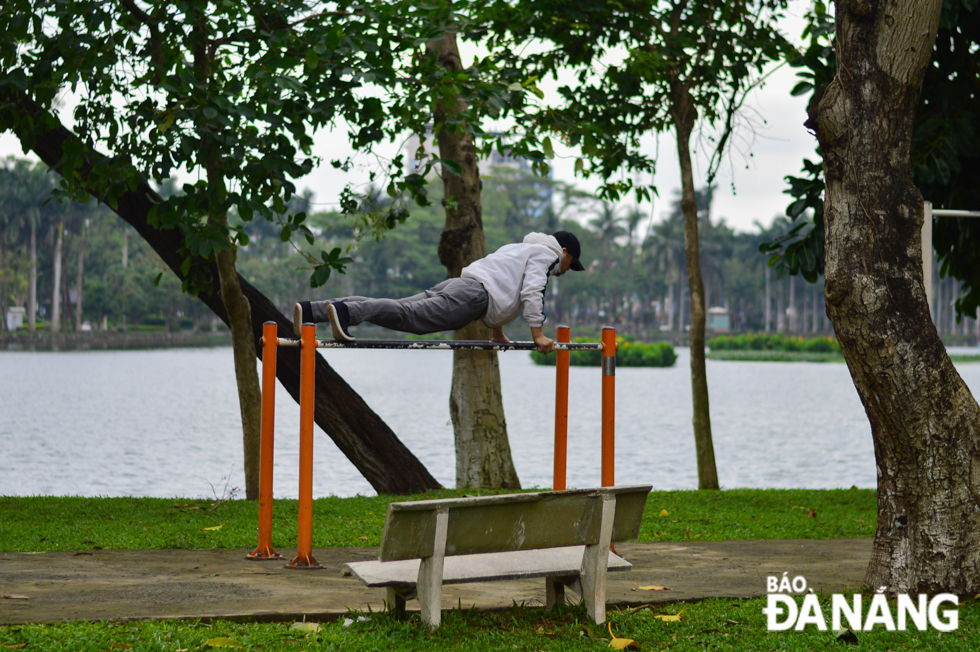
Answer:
460, 233, 564, 329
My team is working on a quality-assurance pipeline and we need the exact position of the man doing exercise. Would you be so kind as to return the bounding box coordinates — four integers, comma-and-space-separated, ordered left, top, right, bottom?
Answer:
293, 231, 585, 353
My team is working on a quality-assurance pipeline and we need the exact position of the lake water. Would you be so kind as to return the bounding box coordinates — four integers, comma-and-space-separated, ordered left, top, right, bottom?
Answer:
3, 346, 980, 498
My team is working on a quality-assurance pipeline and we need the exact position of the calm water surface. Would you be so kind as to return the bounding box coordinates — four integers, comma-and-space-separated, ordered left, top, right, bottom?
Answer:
3, 346, 979, 498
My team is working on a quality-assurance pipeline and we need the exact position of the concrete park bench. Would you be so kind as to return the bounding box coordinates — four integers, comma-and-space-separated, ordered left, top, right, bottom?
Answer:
342, 484, 652, 629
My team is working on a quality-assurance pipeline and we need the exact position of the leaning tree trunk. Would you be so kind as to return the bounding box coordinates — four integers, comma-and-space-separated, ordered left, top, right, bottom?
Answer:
429, 30, 520, 489
671, 80, 719, 490
815, 0, 980, 593
2, 87, 441, 495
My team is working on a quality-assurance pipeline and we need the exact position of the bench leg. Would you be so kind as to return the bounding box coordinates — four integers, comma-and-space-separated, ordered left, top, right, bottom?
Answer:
581, 495, 615, 624
417, 508, 449, 630
546, 576, 565, 609
386, 587, 407, 620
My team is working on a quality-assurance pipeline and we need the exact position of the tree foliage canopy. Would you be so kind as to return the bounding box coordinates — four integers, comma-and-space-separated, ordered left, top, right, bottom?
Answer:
768, 0, 980, 310
0, 0, 538, 292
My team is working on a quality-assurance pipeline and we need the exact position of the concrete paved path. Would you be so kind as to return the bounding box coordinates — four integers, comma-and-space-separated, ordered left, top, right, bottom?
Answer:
0, 539, 871, 625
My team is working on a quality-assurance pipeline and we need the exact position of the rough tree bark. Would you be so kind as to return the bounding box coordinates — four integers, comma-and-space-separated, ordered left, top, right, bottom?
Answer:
2, 88, 441, 495
429, 30, 520, 489
815, 0, 979, 593
670, 80, 719, 490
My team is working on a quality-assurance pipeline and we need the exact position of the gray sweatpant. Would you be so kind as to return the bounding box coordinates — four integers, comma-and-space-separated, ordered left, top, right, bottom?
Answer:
310, 277, 489, 335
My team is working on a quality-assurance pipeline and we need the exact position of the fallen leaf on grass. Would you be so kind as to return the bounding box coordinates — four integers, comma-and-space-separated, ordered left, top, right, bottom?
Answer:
809, 509, 817, 518
110, 644, 132, 650
203, 637, 243, 648
653, 608, 686, 622
633, 584, 671, 591
1, 595, 29, 600
289, 622, 321, 633
659, 509, 668, 517
203, 524, 224, 531
607, 623, 641, 650
4, 644, 28, 649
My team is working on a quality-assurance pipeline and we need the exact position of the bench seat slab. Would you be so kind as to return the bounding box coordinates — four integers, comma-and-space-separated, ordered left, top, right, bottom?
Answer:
343, 546, 631, 587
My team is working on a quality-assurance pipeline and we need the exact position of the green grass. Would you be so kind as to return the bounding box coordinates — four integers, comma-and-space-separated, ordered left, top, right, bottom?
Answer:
6, 489, 975, 651
0, 488, 876, 553
2, 596, 977, 651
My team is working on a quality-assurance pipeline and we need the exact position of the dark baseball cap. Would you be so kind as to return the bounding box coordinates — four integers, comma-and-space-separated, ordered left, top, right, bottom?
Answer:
553, 231, 585, 271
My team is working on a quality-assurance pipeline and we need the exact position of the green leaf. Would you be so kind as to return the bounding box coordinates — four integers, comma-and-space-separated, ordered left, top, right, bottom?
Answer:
311, 265, 331, 288
542, 137, 555, 159
305, 51, 319, 72
441, 159, 463, 177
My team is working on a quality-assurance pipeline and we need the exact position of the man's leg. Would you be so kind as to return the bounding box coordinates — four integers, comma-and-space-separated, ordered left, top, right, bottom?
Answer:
346, 278, 487, 335
308, 296, 372, 324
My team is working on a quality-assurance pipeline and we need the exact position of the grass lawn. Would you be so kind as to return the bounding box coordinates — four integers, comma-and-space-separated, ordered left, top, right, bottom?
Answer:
5, 489, 977, 650
0, 488, 876, 552
1, 596, 977, 651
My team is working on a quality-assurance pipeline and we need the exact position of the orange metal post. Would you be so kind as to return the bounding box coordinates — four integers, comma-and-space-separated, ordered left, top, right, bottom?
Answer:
247, 322, 282, 560
288, 322, 322, 569
553, 325, 570, 490
601, 327, 616, 487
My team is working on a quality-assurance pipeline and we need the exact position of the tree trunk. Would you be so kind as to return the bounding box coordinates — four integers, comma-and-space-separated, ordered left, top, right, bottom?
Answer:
52, 221, 62, 332
815, 0, 979, 593
777, 278, 785, 332
677, 271, 685, 332
2, 86, 441, 496
206, 163, 262, 501
429, 29, 519, 489
28, 212, 36, 333
76, 218, 85, 330
764, 265, 771, 332
194, 11, 263, 501
0, 224, 7, 332
671, 80, 719, 490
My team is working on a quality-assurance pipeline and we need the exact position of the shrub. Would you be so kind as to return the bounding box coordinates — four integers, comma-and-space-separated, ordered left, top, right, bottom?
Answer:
707, 333, 840, 354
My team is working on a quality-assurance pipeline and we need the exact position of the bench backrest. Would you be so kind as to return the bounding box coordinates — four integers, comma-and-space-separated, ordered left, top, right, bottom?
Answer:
379, 485, 651, 562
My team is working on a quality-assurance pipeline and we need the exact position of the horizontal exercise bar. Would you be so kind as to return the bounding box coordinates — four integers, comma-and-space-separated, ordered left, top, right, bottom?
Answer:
266, 337, 602, 351
932, 209, 980, 218
316, 339, 604, 351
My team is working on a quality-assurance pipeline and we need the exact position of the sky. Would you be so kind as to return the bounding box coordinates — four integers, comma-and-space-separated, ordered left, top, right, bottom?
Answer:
0, 5, 817, 236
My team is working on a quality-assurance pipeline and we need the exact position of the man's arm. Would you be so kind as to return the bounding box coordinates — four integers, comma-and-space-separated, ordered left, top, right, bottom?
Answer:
531, 326, 555, 353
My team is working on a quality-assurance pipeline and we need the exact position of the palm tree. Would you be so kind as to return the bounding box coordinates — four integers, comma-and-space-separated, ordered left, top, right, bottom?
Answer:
8, 160, 55, 333
645, 213, 686, 330
589, 202, 627, 321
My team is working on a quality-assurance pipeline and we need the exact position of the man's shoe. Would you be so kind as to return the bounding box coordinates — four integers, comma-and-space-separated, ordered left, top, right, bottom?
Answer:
292, 301, 312, 338
327, 302, 355, 342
